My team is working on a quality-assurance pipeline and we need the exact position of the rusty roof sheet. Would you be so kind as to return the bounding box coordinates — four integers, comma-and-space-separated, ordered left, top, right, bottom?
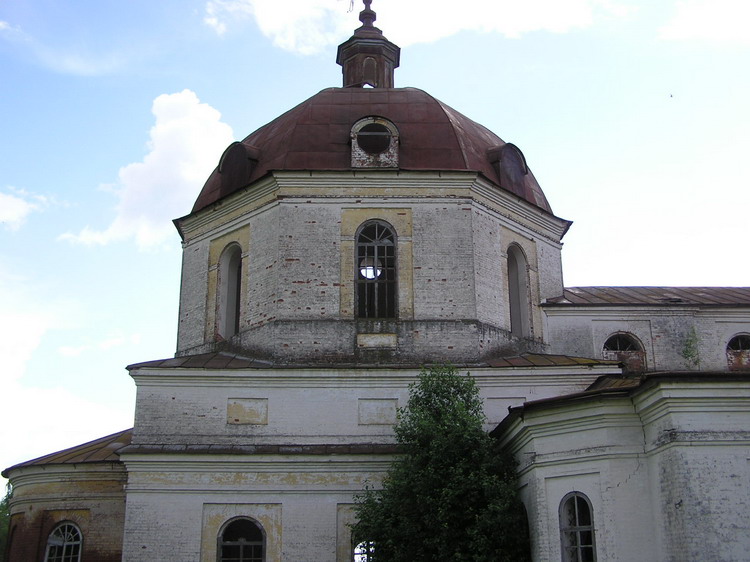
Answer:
485, 353, 617, 368
190, 87, 552, 214
546, 286, 750, 307
128, 352, 614, 371
2, 428, 132, 477
127, 352, 272, 371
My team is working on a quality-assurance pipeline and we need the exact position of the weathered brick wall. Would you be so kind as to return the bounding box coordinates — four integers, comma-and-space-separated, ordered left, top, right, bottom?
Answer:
545, 307, 750, 371
174, 173, 567, 364
502, 380, 750, 562
176, 238, 210, 354
411, 202, 476, 320
471, 206, 504, 327
6, 464, 126, 562
637, 382, 750, 561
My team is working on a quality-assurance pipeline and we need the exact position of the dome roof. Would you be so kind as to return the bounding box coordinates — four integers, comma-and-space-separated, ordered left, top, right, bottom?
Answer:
193, 87, 552, 213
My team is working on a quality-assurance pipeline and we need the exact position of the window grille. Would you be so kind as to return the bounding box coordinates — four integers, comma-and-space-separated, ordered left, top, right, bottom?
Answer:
560, 493, 596, 562
728, 334, 750, 351
356, 221, 396, 318
44, 523, 82, 562
603, 333, 640, 352
219, 518, 265, 562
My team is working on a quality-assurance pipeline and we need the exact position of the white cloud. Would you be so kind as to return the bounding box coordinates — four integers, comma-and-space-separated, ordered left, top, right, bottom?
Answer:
60, 90, 234, 250
0, 271, 68, 385
0, 190, 41, 231
0, 19, 22, 37
204, 0, 633, 54
0, 270, 133, 478
660, 0, 750, 45
0, 382, 133, 478
205, 0, 352, 54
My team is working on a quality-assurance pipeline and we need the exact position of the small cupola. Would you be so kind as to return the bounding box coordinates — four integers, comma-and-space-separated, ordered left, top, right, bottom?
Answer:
336, 0, 400, 88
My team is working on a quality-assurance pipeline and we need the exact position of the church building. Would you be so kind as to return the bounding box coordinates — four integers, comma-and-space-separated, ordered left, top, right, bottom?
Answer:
4, 2, 750, 561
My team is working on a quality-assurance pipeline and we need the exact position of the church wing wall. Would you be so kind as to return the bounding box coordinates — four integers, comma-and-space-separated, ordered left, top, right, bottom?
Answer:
498, 376, 750, 562
544, 305, 750, 372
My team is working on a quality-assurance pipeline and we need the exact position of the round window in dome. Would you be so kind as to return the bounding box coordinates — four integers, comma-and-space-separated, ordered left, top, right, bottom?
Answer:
357, 123, 392, 154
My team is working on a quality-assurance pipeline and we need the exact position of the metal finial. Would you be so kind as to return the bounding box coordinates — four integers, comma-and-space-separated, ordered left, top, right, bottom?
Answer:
360, 0, 376, 27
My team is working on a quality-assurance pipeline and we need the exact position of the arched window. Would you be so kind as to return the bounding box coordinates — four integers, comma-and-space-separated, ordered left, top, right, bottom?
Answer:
728, 334, 750, 351
356, 221, 396, 319
727, 334, 750, 371
507, 245, 530, 337
602, 332, 645, 373
219, 518, 265, 562
44, 523, 82, 562
603, 333, 640, 352
218, 244, 243, 339
559, 492, 596, 562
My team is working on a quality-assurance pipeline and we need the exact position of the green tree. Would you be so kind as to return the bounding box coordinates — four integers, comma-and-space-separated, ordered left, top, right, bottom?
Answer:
351, 365, 530, 562
0, 483, 11, 562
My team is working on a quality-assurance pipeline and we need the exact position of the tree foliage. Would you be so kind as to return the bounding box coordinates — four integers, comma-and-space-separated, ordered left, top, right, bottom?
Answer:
351, 365, 530, 562
0, 484, 11, 562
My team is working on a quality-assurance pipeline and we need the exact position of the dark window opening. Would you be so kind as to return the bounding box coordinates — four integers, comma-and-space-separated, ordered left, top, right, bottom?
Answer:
727, 334, 750, 371
508, 245, 530, 337
356, 221, 396, 319
603, 333, 640, 352
220, 518, 265, 562
357, 123, 391, 154
560, 493, 596, 562
219, 245, 242, 339
44, 523, 82, 562
728, 335, 750, 351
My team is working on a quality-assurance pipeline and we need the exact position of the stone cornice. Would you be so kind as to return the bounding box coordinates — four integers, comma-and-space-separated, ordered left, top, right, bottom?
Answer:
175, 170, 570, 246
130, 367, 609, 388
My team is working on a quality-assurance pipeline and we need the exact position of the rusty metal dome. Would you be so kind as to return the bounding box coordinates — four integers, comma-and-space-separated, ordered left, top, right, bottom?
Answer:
192, 87, 552, 214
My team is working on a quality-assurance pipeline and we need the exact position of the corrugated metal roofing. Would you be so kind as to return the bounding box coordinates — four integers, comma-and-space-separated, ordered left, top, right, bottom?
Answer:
2, 428, 132, 476
546, 287, 750, 306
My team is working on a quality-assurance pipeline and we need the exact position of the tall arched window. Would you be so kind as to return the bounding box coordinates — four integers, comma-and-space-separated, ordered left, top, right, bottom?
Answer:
507, 245, 530, 337
44, 522, 82, 562
559, 492, 596, 562
356, 221, 396, 319
218, 244, 243, 339
219, 518, 265, 562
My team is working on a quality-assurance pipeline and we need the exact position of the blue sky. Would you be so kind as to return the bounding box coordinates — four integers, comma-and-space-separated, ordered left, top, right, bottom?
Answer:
1, 0, 748, 482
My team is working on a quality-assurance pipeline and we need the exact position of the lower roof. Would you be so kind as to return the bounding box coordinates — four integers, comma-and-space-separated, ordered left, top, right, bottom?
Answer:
1, 428, 132, 478
546, 286, 750, 307
127, 352, 616, 371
